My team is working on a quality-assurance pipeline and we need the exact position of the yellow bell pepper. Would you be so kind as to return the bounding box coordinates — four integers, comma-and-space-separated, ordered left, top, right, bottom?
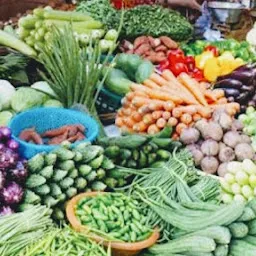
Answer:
195, 51, 214, 70
231, 58, 244, 70
204, 57, 221, 82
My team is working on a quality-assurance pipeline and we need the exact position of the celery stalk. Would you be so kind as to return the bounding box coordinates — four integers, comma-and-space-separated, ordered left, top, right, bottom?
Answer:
33, 8, 45, 18
0, 30, 36, 56
18, 15, 39, 29
43, 10, 94, 22
44, 20, 103, 30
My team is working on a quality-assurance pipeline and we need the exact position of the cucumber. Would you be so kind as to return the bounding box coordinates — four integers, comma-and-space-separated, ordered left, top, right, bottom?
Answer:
104, 146, 120, 158
119, 149, 132, 160
149, 236, 216, 254
108, 167, 131, 179
150, 161, 166, 168
243, 235, 256, 246
237, 207, 256, 222
153, 126, 173, 138
138, 151, 147, 168
247, 198, 256, 214
148, 153, 157, 165
248, 219, 256, 235
99, 135, 147, 149
127, 159, 137, 169
151, 138, 175, 149
214, 245, 228, 256
229, 239, 256, 256
132, 150, 140, 161
184, 253, 214, 256
135, 60, 154, 83
228, 222, 249, 238
157, 149, 171, 160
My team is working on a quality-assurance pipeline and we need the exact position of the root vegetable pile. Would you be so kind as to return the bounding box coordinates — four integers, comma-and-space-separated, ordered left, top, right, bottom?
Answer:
19, 124, 86, 145
116, 70, 240, 136
119, 36, 178, 64
180, 109, 255, 175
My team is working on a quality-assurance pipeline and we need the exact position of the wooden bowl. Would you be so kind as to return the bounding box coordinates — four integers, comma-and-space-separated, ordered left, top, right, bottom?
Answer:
66, 192, 159, 256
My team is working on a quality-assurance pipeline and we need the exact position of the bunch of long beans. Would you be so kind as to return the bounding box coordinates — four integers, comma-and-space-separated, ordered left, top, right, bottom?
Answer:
19, 226, 110, 256
0, 205, 53, 256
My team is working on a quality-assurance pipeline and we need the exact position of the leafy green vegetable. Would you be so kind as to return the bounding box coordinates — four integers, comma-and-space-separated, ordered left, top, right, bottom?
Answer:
0, 80, 16, 110
11, 87, 49, 113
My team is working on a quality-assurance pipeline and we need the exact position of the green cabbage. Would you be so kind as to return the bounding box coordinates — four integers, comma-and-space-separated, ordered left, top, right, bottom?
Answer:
11, 87, 49, 113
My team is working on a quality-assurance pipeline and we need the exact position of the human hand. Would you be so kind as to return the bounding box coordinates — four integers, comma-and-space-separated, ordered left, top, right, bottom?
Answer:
182, 0, 201, 11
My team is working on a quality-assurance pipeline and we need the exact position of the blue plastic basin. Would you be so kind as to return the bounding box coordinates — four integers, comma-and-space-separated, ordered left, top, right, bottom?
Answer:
9, 107, 99, 159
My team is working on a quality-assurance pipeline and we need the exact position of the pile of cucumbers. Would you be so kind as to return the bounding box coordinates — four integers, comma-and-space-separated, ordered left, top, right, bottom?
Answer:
98, 127, 181, 169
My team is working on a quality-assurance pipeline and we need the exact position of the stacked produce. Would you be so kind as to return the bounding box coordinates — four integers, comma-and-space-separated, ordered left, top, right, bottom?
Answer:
75, 193, 153, 242
116, 69, 240, 136
119, 36, 178, 64
17, 7, 117, 53
214, 64, 256, 112
239, 106, 256, 150
182, 39, 256, 63
20, 141, 125, 221
0, 81, 62, 126
143, 198, 256, 256
18, 225, 109, 256
180, 109, 255, 175
99, 127, 181, 169
221, 160, 256, 204
104, 53, 154, 96
0, 127, 27, 216
77, 0, 193, 41
0, 205, 53, 255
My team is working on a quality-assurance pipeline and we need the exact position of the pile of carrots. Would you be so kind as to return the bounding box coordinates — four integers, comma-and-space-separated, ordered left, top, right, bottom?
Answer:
115, 70, 240, 138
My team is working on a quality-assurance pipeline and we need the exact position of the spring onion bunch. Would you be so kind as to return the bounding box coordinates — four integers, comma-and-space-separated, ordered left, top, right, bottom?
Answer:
0, 205, 53, 255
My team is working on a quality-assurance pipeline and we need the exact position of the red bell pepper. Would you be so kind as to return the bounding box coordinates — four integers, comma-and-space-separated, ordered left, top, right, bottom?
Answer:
170, 63, 188, 76
184, 56, 195, 71
192, 68, 205, 81
158, 60, 169, 71
204, 45, 219, 57
168, 49, 185, 65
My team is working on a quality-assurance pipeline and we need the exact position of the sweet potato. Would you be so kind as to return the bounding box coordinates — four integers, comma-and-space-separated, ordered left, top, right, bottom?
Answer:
159, 36, 178, 49
148, 36, 161, 48
155, 45, 168, 52
48, 130, 69, 145
19, 128, 43, 144
134, 43, 151, 55
134, 36, 148, 49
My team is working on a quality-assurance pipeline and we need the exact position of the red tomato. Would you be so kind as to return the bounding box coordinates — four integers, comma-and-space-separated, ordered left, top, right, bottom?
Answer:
170, 63, 188, 76
158, 60, 169, 71
168, 49, 185, 65
184, 56, 195, 71
204, 45, 219, 57
192, 68, 205, 81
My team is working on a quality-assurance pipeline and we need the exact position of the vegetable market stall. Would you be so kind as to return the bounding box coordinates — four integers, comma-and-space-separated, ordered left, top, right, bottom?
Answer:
1, 1, 256, 256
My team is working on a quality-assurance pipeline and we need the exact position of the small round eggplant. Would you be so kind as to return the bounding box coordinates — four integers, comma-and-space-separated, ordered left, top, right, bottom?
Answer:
222, 88, 240, 98
214, 79, 243, 90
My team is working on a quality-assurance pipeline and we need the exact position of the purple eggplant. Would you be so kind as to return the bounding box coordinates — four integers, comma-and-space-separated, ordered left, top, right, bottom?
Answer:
214, 79, 243, 90
228, 70, 255, 84
241, 85, 255, 92
236, 92, 249, 104
222, 88, 240, 98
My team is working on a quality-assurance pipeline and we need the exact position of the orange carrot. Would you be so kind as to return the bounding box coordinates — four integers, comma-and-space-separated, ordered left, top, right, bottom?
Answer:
156, 118, 167, 129
122, 108, 133, 116
172, 108, 183, 118
131, 112, 142, 122
176, 123, 187, 135
115, 117, 124, 127
133, 121, 148, 132
164, 101, 175, 111
212, 89, 225, 99
148, 100, 165, 111
196, 106, 212, 119
180, 113, 192, 125
130, 83, 149, 93
173, 105, 198, 115
147, 124, 160, 135
178, 73, 208, 106
204, 90, 217, 102
149, 73, 168, 86
143, 79, 161, 89
134, 91, 149, 98
122, 126, 133, 133
168, 117, 178, 127
138, 105, 151, 115
152, 111, 164, 120
123, 117, 136, 128
126, 92, 135, 101
198, 82, 206, 92
193, 113, 201, 122
162, 111, 171, 120
143, 113, 155, 125
147, 89, 183, 104
132, 97, 150, 108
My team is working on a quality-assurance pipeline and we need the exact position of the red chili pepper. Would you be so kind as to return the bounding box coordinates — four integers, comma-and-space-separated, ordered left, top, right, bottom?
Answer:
204, 45, 219, 57
170, 62, 188, 77
168, 49, 185, 65
184, 56, 195, 71
158, 60, 169, 71
192, 68, 205, 81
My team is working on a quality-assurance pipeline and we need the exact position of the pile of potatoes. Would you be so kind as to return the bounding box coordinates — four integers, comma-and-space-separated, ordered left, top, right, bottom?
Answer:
180, 109, 255, 176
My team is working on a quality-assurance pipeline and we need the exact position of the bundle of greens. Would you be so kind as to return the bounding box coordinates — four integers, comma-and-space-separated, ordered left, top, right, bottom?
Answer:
18, 226, 110, 256
77, 1, 193, 41
0, 205, 53, 256
0, 53, 29, 82
118, 149, 221, 241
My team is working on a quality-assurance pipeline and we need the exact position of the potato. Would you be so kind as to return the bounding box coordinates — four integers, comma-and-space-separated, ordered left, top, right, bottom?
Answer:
223, 131, 241, 149
201, 139, 219, 156
201, 156, 219, 174
180, 128, 200, 145
202, 122, 223, 141
218, 147, 235, 162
